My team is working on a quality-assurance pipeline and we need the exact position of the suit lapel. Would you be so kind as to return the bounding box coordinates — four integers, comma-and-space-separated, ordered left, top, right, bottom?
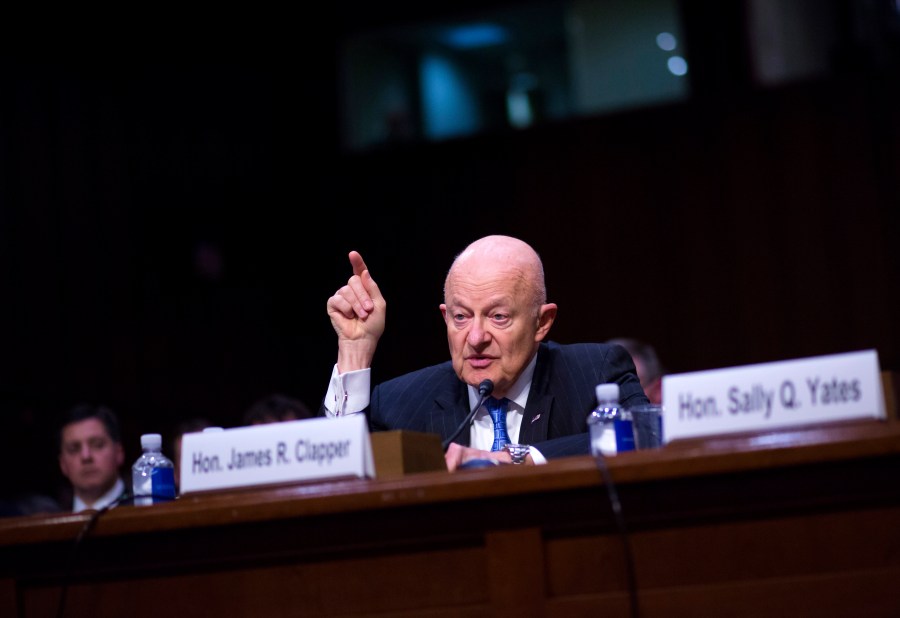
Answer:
429, 383, 473, 446
519, 344, 554, 444
519, 392, 553, 443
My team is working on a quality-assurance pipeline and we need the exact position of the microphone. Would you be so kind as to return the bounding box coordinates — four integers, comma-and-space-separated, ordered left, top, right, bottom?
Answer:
442, 379, 494, 450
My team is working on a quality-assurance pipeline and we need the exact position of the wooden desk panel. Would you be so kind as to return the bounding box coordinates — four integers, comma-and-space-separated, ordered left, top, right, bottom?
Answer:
2, 420, 900, 617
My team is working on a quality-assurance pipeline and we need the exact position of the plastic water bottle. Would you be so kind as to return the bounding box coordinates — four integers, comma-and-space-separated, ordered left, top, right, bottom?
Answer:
587, 383, 635, 456
132, 433, 176, 506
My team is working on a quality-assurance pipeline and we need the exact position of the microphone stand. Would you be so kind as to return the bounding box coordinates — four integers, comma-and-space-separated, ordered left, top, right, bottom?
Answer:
442, 379, 494, 450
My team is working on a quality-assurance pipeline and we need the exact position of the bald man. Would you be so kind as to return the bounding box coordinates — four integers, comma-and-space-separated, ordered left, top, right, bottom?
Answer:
323, 235, 648, 469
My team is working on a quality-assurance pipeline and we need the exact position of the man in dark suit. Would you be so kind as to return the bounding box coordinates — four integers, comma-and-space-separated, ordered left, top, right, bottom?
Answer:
323, 235, 647, 469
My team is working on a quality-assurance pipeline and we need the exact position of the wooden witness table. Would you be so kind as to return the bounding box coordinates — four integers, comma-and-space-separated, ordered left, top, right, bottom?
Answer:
2, 420, 900, 617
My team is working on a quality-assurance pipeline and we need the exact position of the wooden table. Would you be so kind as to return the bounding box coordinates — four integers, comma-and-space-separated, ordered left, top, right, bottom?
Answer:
2, 419, 900, 617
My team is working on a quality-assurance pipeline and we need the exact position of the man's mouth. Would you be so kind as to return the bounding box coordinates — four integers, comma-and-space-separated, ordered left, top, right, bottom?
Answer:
466, 356, 494, 368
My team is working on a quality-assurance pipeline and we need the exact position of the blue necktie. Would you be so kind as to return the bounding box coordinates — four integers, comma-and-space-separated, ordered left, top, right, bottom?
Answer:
486, 397, 511, 451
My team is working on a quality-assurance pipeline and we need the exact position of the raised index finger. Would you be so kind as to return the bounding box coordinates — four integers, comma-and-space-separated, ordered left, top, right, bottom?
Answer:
348, 250, 368, 277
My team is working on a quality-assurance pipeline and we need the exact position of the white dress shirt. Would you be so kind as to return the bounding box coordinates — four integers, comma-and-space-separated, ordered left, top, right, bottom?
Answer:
73, 477, 126, 513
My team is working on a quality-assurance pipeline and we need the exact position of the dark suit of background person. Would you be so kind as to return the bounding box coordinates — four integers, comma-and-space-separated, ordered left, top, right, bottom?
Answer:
321, 234, 648, 466
0, 394, 62, 517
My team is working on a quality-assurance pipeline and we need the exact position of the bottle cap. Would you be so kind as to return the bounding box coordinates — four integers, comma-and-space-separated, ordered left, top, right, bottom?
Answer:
595, 383, 620, 404
140, 433, 163, 449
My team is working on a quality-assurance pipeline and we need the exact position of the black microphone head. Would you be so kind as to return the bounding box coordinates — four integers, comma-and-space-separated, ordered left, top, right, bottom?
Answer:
478, 379, 494, 397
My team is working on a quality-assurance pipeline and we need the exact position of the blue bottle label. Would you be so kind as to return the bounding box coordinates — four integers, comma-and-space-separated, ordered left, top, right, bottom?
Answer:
613, 418, 636, 452
150, 467, 176, 501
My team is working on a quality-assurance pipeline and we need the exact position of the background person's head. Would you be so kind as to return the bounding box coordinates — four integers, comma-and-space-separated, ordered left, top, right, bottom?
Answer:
606, 337, 665, 404
57, 404, 125, 508
242, 393, 312, 426
170, 417, 214, 490
441, 235, 557, 398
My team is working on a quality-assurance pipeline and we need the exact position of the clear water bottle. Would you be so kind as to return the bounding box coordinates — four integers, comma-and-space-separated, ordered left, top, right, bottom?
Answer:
587, 383, 635, 456
132, 433, 176, 506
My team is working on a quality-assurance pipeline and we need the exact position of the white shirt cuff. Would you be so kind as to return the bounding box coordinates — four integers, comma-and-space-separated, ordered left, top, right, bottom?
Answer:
324, 364, 371, 417
528, 446, 547, 465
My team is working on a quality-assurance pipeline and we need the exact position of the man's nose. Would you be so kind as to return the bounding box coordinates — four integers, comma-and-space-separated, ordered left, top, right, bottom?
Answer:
467, 320, 490, 346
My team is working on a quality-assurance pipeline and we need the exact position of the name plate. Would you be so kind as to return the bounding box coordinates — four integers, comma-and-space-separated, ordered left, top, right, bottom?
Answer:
661, 349, 885, 442
179, 415, 375, 494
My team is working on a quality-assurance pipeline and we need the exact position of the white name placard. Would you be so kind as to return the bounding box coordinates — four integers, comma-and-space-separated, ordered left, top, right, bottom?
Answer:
179, 415, 375, 494
661, 349, 885, 442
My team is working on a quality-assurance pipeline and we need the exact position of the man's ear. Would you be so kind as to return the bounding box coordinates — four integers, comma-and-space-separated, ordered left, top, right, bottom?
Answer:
114, 442, 125, 468
534, 303, 558, 341
646, 378, 663, 405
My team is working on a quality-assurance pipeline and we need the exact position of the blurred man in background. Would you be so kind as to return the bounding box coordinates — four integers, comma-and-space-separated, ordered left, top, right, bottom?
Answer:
243, 393, 312, 425
58, 404, 127, 512
606, 337, 665, 404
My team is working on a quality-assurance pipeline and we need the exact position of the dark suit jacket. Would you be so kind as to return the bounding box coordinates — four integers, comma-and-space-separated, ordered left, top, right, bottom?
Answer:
363, 340, 648, 459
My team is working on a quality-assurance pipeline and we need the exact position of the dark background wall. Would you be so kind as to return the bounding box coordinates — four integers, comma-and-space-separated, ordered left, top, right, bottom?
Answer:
2, 1, 899, 502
